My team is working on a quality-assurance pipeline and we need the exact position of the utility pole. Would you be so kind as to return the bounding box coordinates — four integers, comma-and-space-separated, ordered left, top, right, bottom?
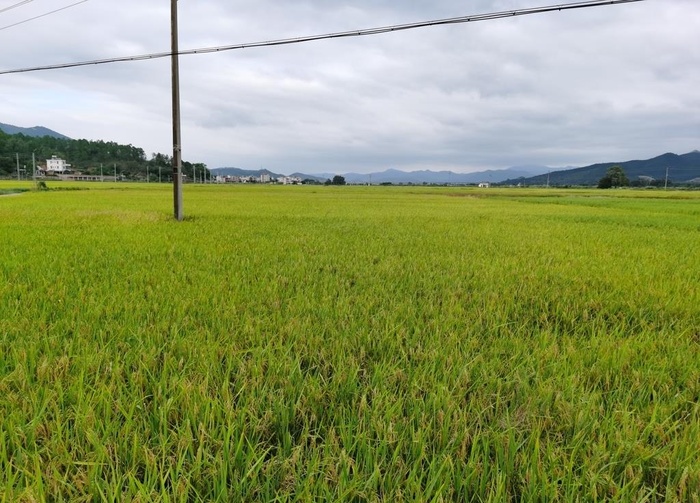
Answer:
32, 152, 36, 181
171, 0, 183, 220
664, 167, 669, 190
100, 163, 103, 181
546, 171, 550, 188
114, 163, 117, 181
16, 153, 20, 181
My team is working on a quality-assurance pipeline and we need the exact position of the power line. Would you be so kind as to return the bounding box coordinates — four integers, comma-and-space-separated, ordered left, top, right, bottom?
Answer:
0, 0, 646, 76
0, 0, 88, 32
0, 0, 34, 15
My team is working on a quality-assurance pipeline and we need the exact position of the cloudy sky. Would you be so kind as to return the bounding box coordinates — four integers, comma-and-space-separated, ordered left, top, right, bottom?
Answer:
1, 0, 698, 174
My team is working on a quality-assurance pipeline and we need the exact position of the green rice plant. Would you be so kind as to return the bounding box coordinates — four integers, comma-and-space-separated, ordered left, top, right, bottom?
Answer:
1, 183, 699, 501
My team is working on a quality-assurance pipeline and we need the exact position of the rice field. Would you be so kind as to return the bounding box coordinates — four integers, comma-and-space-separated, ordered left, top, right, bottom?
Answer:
1, 181, 699, 501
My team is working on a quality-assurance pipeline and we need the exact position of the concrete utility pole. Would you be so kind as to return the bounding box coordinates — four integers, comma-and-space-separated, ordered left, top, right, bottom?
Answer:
171, 0, 183, 220
32, 152, 36, 181
665, 167, 669, 190
16, 153, 20, 181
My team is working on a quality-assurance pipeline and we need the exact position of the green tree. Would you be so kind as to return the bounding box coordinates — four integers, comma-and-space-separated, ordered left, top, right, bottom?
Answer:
598, 165, 629, 189
0, 129, 208, 181
331, 175, 346, 186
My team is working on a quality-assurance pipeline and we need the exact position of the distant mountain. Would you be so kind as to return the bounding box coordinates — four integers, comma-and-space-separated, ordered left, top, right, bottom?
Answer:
212, 165, 557, 184
339, 166, 553, 185
211, 167, 284, 178
0, 122, 71, 140
500, 151, 700, 186
213, 152, 699, 186
297, 172, 336, 181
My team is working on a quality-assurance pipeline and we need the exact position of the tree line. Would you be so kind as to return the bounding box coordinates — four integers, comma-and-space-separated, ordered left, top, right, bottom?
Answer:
597, 165, 678, 189
0, 130, 208, 181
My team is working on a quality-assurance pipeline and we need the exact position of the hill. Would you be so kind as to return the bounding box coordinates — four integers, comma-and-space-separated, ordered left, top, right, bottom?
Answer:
0, 122, 70, 140
0, 128, 207, 181
501, 151, 700, 186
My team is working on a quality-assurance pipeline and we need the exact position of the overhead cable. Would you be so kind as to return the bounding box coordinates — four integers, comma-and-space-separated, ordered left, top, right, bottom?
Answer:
0, 0, 646, 76
0, 0, 88, 32
0, 0, 34, 15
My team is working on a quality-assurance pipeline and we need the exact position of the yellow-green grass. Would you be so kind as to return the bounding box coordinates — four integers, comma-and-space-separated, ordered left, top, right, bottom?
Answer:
1, 182, 699, 501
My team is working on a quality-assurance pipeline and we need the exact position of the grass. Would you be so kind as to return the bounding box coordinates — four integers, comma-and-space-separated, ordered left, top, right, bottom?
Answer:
1, 181, 699, 501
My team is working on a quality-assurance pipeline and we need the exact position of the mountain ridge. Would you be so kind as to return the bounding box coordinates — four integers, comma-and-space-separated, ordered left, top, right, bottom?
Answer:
213, 152, 700, 185
501, 151, 700, 186
211, 165, 554, 184
0, 122, 71, 140
5, 122, 697, 185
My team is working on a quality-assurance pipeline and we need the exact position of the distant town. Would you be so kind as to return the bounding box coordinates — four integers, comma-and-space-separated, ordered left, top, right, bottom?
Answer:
213, 174, 304, 185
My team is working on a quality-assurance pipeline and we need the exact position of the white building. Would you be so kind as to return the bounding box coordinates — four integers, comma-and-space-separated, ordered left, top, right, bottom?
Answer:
46, 156, 71, 173
215, 175, 240, 183
279, 176, 302, 185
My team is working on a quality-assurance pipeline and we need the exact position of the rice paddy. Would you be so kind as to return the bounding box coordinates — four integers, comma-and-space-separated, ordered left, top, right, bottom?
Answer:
1, 181, 699, 501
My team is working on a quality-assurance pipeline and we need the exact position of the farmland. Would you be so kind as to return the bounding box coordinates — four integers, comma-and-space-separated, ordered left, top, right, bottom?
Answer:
1, 182, 699, 501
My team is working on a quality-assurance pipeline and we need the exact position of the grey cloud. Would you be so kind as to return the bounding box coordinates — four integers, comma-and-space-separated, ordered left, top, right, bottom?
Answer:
1, 0, 698, 173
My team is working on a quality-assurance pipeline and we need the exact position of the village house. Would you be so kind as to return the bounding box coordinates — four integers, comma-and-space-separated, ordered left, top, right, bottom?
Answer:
45, 155, 72, 174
